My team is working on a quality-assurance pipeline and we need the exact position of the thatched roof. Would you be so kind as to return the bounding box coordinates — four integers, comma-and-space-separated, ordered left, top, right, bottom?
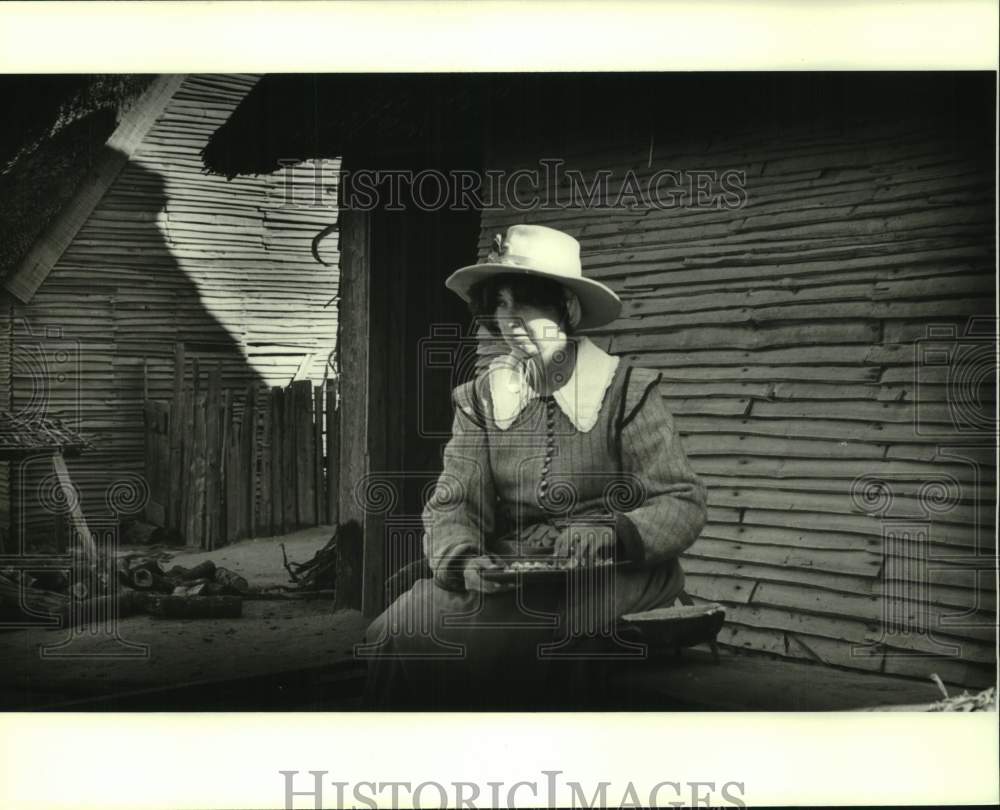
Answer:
0, 410, 91, 459
202, 73, 489, 177
201, 72, 992, 179
207, 73, 784, 177
0, 75, 155, 285
201, 73, 733, 177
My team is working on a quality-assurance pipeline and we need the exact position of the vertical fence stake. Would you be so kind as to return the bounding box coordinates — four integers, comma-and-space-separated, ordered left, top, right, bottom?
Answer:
168, 343, 185, 530
244, 383, 258, 539
313, 384, 325, 525
271, 387, 285, 536
282, 381, 297, 532
325, 379, 339, 527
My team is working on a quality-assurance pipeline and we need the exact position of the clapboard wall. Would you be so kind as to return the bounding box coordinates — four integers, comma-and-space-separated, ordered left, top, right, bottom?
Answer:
477, 111, 996, 687
6, 74, 340, 545
0, 300, 10, 539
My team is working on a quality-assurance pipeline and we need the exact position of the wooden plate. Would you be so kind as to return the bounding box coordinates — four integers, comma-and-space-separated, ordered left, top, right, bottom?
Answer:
480, 559, 632, 584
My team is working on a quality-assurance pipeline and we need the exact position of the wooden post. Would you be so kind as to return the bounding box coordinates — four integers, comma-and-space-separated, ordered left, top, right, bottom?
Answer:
259, 387, 273, 537
167, 343, 185, 530
281, 381, 296, 532
313, 383, 325, 525
185, 360, 203, 548
325, 379, 339, 527
221, 389, 235, 545
144, 400, 169, 528
156, 402, 169, 527
192, 391, 207, 549
52, 453, 97, 560
243, 383, 258, 539
270, 387, 285, 536
143, 398, 155, 524
218, 388, 228, 546
230, 390, 244, 542
335, 208, 369, 612
182, 379, 198, 547
204, 362, 222, 550
293, 379, 315, 526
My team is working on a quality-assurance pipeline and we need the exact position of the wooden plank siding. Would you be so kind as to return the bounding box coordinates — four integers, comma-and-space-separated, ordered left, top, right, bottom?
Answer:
0, 299, 11, 542
477, 115, 996, 688
7, 75, 341, 546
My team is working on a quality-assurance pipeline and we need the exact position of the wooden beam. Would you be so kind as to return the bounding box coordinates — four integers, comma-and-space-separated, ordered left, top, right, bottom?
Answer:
313, 383, 325, 524
204, 361, 223, 549
281, 382, 296, 532
51, 453, 97, 561
3, 75, 187, 303
270, 387, 285, 536
293, 380, 314, 526
257, 386, 273, 538
167, 343, 186, 530
325, 379, 339, 526
244, 383, 258, 538
335, 208, 370, 614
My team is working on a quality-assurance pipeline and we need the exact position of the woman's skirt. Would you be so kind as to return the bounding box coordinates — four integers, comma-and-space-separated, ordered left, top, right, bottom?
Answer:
361, 559, 684, 709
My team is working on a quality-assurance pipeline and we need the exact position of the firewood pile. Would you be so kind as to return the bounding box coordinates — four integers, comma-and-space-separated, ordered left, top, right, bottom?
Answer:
0, 553, 252, 626
0, 555, 146, 628
117, 554, 249, 597
117, 554, 249, 618
280, 530, 337, 592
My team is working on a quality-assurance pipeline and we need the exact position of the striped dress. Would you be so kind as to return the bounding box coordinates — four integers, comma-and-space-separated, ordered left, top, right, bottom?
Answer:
363, 352, 709, 707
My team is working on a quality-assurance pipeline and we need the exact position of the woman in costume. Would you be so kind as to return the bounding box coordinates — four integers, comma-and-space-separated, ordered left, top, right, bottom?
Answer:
363, 224, 708, 708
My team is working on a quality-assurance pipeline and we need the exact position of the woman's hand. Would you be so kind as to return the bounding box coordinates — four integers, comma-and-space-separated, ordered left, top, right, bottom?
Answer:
518, 521, 561, 552
463, 555, 516, 594
552, 525, 617, 566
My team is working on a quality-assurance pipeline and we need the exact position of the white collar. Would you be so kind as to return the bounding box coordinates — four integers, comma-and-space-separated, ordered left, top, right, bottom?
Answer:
487, 336, 621, 433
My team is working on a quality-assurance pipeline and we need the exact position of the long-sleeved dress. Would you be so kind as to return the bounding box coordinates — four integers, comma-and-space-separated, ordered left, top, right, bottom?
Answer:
362, 344, 708, 708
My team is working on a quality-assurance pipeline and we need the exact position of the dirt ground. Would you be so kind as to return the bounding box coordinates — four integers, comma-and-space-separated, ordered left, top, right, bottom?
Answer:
0, 526, 368, 709
1, 526, 956, 711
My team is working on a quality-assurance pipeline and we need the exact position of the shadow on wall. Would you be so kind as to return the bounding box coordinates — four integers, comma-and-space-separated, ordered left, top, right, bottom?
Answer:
7, 156, 275, 552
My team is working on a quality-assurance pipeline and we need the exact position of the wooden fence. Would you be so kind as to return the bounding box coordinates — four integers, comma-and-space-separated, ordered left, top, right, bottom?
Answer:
144, 345, 339, 548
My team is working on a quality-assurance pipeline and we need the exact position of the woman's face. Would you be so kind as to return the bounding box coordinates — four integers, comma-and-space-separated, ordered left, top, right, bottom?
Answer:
494, 285, 568, 365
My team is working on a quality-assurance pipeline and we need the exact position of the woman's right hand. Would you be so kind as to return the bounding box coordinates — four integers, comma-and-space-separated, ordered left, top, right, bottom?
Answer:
463, 555, 516, 594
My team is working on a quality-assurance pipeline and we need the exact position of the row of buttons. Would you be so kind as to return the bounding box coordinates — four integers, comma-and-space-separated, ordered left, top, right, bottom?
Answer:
538, 396, 557, 500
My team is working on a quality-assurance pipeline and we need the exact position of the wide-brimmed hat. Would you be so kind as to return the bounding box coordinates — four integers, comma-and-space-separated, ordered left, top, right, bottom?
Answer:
444, 224, 621, 330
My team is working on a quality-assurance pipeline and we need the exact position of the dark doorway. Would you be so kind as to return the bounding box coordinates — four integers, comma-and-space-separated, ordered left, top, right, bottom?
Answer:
371, 203, 482, 517
337, 157, 483, 617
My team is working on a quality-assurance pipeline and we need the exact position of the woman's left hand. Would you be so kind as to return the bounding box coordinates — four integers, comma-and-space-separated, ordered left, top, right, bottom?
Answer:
552, 525, 616, 565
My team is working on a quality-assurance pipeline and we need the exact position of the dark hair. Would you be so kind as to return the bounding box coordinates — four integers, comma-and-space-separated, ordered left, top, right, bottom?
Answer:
467, 273, 574, 337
